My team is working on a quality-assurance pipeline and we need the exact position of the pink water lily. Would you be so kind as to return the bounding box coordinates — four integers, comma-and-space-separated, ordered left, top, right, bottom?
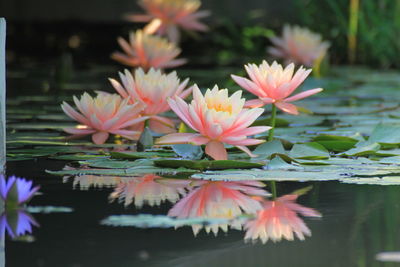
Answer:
244, 194, 321, 243
231, 61, 323, 115
268, 25, 330, 67
61, 92, 148, 144
168, 180, 269, 235
109, 68, 193, 133
109, 174, 192, 208
111, 30, 186, 70
126, 0, 209, 43
156, 85, 271, 160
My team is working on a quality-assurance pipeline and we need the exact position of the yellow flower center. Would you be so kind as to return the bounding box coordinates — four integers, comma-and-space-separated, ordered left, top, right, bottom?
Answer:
207, 102, 233, 114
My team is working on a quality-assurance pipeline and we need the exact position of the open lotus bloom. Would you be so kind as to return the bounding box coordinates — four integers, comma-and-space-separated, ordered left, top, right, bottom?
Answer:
0, 209, 39, 239
268, 25, 330, 68
109, 174, 192, 208
109, 68, 193, 133
156, 85, 271, 160
111, 30, 187, 70
244, 194, 321, 244
168, 180, 269, 235
126, 0, 209, 43
0, 175, 40, 206
231, 61, 323, 115
61, 92, 148, 144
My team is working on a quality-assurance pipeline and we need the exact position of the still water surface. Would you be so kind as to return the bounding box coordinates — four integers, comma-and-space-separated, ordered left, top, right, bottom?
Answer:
4, 159, 400, 267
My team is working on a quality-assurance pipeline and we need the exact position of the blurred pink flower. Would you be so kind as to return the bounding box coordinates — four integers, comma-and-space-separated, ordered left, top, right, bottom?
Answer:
168, 180, 269, 235
111, 30, 186, 70
61, 92, 148, 144
109, 68, 193, 133
231, 61, 323, 115
126, 0, 210, 43
109, 174, 192, 207
156, 85, 270, 160
244, 194, 321, 243
268, 25, 330, 67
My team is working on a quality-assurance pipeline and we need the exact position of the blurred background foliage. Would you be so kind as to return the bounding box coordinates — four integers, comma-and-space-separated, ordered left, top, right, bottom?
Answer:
1, 0, 400, 68
295, 0, 400, 68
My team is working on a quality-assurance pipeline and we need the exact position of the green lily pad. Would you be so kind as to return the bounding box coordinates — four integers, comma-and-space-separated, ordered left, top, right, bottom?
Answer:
368, 124, 400, 145
100, 214, 232, 228
26, 206, 74, 213
289, 142, 330, 160
341, 142, 381, 157
154, 159, 264, 171
253, 140, 286, 158
110, 151, 175, 160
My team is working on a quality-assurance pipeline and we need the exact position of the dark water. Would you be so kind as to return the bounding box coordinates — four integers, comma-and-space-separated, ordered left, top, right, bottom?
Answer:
4, 159, 400, 267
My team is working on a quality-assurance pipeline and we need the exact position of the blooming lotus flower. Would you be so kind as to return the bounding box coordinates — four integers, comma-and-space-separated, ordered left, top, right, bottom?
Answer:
231, 61, 323, 115
109, 174, 192, 208
61, 92, 148, 144
0, 175, 40, 206
109, 68, 193, 133
168, 180, 269, 235
111, 30, 186, 70
156, 85, 271, 160
126, 0, 209, 43
244, 194, 321, 243
268, 25, 330, 67
0, 210, 39, 239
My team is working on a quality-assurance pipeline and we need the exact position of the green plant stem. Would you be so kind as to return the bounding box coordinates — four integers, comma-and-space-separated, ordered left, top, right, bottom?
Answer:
270, 181, 277, 200
268, 104, 277, 142
348, 0, 359, 64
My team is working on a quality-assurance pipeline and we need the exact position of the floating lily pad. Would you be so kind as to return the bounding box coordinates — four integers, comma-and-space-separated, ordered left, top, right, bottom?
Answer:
100, 214, 232, 228
289, 142, 330, 160
154, 159, 264, 171
26, 206, 74, 213
110, 151, 175, 160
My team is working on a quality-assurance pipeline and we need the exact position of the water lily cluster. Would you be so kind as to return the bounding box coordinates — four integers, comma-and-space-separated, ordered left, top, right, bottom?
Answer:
61, 0, 328, 161
104, 175, 321, 243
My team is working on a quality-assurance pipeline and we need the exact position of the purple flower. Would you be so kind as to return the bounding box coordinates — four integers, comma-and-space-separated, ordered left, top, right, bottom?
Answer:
0, 175, 40, 205
0, 209, 39, 239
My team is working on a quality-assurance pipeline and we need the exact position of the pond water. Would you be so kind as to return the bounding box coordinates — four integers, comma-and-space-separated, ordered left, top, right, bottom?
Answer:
4, 159, 400, 267
5, 66, 400, 266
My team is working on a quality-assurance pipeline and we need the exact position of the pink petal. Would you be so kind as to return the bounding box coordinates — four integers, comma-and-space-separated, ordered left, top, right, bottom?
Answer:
284, 88, 323, 102
189, 136, 210, 145
231, 75, 265, 98
275, 102, 299, 115
92, 132, 109, 144
149, 119, 176, 134
244, 99, 266, 108
108, 78, 129, 99
229, 126, 271, 137
111, 129, 141, 140
143, 18, 162, 34
236, 146, 257, 157
61, 102, 90, 126
205, 141, 227, 160
63, 127, 95, 135
156, 133, 201, 145
224, 138, 265, 146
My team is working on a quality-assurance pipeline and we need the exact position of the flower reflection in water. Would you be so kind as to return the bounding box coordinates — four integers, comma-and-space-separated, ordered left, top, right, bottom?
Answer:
0, 209, 39, 239
168, 180, 269, 235
109, 174, 192, 208
244, 194, 321, 244
67, 175, 125, 190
